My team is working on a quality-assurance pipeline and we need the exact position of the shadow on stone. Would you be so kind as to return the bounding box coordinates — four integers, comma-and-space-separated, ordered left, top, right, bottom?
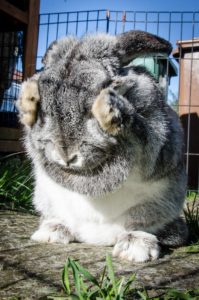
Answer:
0, 210, 199, 299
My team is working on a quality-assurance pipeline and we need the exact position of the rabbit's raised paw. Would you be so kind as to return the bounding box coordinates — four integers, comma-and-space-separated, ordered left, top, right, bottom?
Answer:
17, 79, 40, 126
92, 88, 128, 136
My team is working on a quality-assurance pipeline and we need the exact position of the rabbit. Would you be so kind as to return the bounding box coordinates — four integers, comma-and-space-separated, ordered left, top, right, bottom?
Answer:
17, 30, 188, 262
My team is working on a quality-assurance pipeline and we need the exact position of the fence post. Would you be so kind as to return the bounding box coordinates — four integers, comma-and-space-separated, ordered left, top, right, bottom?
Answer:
24, 0, 40, 79
106, 10, 110, 33
122, 11, 126, 32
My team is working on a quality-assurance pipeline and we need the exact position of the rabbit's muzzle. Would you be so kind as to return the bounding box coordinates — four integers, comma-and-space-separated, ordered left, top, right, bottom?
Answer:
42, 137, 113, 172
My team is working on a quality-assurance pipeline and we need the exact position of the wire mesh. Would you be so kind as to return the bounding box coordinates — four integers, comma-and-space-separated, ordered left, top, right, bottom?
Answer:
0, 31, 24, 127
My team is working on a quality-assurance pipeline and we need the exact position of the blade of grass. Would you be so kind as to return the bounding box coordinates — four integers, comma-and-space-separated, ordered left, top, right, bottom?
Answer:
99, 266, 107, 290
116, 277, 125, 297
74, 260, 100, 287
184, 244, 199, 253
106, 254, 117, 296
68, 258, 85, 300
122, 274, 136, 295
62, 260, 71, 295
137, 290, 150, 300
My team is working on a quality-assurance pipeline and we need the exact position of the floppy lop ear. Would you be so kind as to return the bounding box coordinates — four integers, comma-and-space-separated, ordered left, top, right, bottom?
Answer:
42, 36, 78, 67
41, 40, 58, 66
115, 30, 172, 65
92, 31, 172, 135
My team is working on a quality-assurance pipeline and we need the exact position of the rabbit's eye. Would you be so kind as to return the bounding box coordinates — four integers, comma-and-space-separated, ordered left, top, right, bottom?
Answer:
95, 79, 113, 96
101, 79, 113, 89
85, 110, 93, 118
80, 106, 92, 118
37, 139, 51, 144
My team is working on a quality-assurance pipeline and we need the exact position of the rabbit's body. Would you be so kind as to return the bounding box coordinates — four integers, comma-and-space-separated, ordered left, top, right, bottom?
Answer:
32, 162, 170, 246
18, 31, 188, 262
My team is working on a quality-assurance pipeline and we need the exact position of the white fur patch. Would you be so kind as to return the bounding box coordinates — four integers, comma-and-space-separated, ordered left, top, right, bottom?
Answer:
31, 219, 74, 244
113, 231, 160, 262
32, 164, 168, 246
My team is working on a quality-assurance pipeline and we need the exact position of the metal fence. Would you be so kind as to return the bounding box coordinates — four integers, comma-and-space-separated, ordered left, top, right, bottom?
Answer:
0, 31, 24, 127
1, 10, 199, 191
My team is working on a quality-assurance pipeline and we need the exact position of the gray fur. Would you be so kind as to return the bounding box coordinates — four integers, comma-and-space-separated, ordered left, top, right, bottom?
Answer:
23, 30, 188, 248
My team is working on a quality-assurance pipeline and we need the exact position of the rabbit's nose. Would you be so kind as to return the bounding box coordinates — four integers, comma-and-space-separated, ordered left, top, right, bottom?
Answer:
66, 154, 79, 167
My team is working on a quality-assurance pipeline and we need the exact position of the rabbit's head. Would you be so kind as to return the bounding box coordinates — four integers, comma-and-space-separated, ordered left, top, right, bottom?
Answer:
25, 31, 172, 195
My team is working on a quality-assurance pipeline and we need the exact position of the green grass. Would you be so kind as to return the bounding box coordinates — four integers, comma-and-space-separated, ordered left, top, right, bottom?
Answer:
186, 191, 199, 202
45, 255, 199, 300
0, 153, 34, 212
61, 254, 138, 300
184, 194, 199, 244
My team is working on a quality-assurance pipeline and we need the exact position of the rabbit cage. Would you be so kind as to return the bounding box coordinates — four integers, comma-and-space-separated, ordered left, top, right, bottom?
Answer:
0, 0, 40, 152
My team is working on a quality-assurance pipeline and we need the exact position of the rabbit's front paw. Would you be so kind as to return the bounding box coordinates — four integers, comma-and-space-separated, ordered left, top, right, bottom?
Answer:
113, 231, 160, 262
31, 222, 74, 244
17, 79, 40, 126
92, 88, 132, 135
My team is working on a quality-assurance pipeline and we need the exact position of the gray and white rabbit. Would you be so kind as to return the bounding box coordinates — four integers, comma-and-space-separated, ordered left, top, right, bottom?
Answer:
17, 30, 188, 262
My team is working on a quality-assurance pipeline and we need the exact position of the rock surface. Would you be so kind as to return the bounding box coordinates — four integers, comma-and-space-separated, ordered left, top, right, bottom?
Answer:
0, 210, 199, 299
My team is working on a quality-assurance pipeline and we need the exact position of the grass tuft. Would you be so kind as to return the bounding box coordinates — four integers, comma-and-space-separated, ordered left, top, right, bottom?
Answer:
60, 254, 146, 300
184, 194, 199, 244
0, 153, 34, 212
46, 255, 199, 300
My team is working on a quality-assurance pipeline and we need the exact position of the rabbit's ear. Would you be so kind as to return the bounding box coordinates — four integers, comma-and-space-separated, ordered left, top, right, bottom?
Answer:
115, 30, 172, 65
42, 40, 58, 66
42, 37, 78, 67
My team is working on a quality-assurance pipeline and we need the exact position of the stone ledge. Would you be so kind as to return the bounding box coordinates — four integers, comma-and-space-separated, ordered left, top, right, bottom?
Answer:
0, 211, 199, 299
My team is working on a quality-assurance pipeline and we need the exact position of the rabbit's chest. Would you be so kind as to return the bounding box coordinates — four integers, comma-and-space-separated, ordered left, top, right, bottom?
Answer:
34, 165, 167, 224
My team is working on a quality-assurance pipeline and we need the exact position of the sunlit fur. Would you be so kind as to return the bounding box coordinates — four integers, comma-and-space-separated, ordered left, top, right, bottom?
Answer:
18, 31, 188, 262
